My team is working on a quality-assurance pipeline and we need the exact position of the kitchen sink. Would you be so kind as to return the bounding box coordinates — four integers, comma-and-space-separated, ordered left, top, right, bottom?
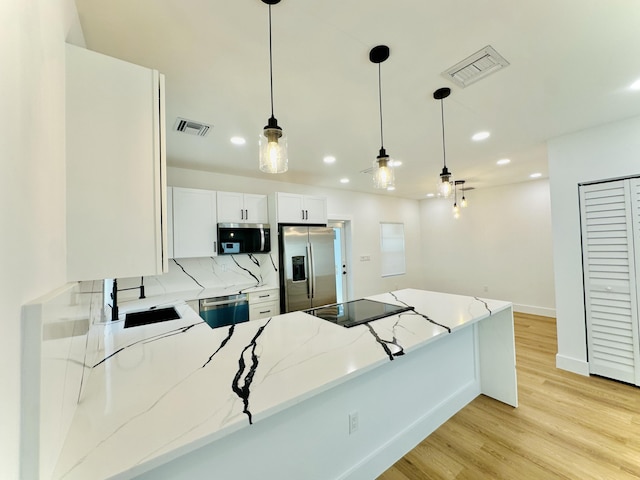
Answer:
124, 306, 180, 328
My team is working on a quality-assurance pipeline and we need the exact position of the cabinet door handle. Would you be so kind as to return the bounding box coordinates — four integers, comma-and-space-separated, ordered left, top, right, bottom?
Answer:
240, 209, 244, 220
301, 209, 305, 220
245, 209, 248, 219
305, 209, 309, 220
259, 310, 271, 314
213, 241, 217, 253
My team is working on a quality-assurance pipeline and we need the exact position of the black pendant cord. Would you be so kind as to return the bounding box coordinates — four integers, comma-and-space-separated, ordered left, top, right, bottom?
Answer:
440, 98, 447, 169
268, 5, 275, 119
378, 63, 384, 150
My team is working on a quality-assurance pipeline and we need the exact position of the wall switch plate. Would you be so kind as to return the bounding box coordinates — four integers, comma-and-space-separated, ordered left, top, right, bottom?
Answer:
349, 411, 359, 434
359, 255, 371, 262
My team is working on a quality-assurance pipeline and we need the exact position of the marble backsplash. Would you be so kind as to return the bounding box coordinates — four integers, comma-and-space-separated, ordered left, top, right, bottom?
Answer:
114, 253, 279, 303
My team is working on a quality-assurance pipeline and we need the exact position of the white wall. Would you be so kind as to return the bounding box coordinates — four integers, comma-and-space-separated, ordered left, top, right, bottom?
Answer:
168, 167, 423, 299
0, 1, 83, 477
419, 180, 556, 317
548, 115, 640, 375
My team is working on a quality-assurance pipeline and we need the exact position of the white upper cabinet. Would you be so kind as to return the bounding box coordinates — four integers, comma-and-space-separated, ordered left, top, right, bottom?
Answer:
66, 44, 167, 281
275, 192, 327, 224
172, 187, 218, 258
217, 191, 268, 224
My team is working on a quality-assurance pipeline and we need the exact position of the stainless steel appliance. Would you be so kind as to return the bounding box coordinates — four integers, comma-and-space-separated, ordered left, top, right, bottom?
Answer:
217, 223, 271, 255
280, 225, 337, 312
199, 293, 249, 329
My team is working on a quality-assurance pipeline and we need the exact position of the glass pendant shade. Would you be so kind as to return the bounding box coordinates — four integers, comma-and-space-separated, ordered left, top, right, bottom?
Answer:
461, 195, 468, 208
438, 166, 452, 198
373, 150, 394, 189
259, 117, 288, 173
453, 202, 460, 219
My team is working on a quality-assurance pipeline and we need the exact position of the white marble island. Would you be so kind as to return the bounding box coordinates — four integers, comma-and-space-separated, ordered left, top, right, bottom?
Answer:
51, 288, 517, 480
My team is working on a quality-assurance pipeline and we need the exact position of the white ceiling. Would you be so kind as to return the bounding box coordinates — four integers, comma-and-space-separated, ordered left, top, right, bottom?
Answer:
74, 0, 640, 200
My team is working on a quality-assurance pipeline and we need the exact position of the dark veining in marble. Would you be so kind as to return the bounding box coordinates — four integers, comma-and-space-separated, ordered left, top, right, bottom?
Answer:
230, 255, 262, 285
172, 259, 205, 289
269, 253, 278, 272
247, 253, 260, 267
92, 323, 201, 368
202, 324, 235, 368
474, 296, 492, 315
388, 291, 452, 333
232, 318, 272, 425
365, 323, 404, 360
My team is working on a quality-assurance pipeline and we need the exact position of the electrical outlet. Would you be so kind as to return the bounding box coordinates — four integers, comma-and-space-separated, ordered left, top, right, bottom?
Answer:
349, 411, 359, 434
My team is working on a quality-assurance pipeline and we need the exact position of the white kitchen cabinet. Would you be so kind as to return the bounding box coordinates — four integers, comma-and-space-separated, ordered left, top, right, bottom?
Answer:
66, 44, 168, 281
167, 187, 174, 259
248, 289, 280, 321
217, 191, 268, 224
172, 187, 218, 258
275, 192, 327, 224
185, 299, 200, 315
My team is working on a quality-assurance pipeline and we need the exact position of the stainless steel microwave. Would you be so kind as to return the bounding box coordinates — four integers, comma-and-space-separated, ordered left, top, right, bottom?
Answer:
217, 223, 271, 255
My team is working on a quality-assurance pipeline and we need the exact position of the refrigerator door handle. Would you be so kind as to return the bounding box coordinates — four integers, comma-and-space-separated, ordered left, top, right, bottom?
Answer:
307, 243, 314, 299
308, 242, 316, 299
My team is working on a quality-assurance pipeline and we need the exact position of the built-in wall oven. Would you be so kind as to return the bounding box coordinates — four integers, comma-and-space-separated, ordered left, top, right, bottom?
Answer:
199, 293, 249, 329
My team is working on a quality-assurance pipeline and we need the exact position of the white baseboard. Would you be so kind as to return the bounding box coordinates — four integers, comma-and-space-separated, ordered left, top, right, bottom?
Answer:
556, 353, 589, 376
513, 303, 556, 318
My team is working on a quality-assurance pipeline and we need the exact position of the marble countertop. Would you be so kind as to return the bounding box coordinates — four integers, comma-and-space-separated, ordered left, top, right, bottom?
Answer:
114, 283, 278, 318
53, 288, 511, 479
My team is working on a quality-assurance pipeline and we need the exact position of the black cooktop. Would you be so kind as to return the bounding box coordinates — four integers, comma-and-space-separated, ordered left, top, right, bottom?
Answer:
305, 299, 413, 328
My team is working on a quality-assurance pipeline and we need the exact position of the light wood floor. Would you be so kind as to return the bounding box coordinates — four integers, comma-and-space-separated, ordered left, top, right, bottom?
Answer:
378, 313, 640, 480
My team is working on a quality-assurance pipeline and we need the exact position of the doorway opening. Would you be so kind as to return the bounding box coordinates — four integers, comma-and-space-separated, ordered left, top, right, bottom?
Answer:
328, 220, 351, 303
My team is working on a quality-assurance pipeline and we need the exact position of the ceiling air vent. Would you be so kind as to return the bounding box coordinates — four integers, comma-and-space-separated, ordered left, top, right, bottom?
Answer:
442, 45, 509, 88
173, 117, 212, 136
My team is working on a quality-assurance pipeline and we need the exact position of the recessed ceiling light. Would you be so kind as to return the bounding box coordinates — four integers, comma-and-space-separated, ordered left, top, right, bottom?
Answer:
230, 136, 246, 145
530, 172, 542, 178
426, 193, 435, 198
340, 178, 349, 184
387, 186, 396, 191
630, 79, 640, 91
323, 155, 336, 164
497, 158, 511, 166
472, 131, 490, 141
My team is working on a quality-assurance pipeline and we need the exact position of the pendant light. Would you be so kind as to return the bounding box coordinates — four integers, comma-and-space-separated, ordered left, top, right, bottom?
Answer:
460, 180, 468, 208
259, 0, 288, 174
434, 87, 452, 198
453, 181, 460, 219
370, 45, 395, 190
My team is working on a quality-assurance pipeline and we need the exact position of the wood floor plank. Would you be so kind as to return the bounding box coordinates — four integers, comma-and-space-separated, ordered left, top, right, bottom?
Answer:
377, 313, 640, 479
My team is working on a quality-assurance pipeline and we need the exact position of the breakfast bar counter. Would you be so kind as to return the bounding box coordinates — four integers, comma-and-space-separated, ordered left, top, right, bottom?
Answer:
52, 288, 517, 480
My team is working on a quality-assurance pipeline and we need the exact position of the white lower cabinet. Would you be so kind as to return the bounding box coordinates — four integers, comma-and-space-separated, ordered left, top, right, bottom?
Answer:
248, 289, 280, 321
185, 299, 199, 315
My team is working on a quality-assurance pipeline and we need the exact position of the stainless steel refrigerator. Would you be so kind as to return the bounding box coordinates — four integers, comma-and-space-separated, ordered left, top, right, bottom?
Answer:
280, 225, 337, 313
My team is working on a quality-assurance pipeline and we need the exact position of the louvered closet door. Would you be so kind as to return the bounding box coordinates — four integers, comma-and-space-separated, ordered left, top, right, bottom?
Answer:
580, 180, 640, 385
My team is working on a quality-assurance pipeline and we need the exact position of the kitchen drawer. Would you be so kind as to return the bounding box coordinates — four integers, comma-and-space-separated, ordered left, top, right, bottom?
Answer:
249, 301, 279, 321
248, 289, 279, 305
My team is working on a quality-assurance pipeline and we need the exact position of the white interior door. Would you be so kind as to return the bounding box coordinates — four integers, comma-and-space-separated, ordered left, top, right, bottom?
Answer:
328, 220, 349, 303
580, 180, 640, 385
